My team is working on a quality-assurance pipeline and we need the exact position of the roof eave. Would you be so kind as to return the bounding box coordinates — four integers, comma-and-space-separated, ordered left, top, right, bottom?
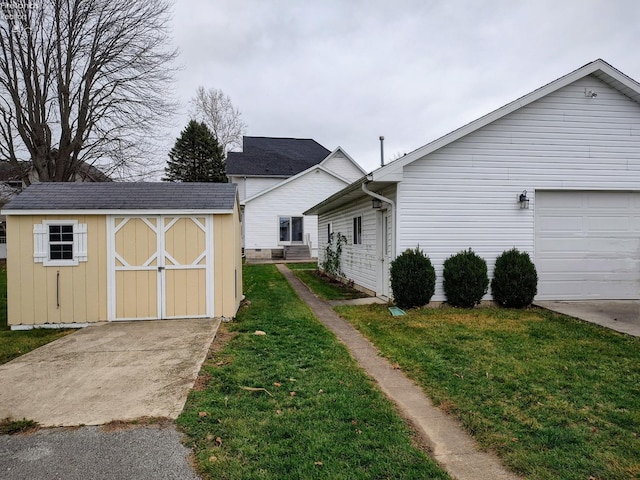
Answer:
2, 208, 235, 216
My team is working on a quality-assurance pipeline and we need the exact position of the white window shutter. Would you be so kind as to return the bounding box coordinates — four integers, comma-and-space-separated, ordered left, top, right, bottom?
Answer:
33, 223, 47, 262
75, 223, 88, 262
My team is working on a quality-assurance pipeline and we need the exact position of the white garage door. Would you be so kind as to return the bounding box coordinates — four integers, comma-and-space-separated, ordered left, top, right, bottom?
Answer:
535, 191, 640, 300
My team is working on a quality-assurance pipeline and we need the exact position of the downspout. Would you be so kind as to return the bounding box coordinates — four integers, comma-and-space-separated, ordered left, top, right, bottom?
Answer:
361, 180, 397, 262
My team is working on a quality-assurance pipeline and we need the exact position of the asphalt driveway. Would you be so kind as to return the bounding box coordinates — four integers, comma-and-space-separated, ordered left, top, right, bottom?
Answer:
0, 318, 220, 427
535, 300, 640, 337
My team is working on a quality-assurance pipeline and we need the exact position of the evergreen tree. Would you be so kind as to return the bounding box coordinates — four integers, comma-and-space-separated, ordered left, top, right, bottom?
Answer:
164, 120, 227, 182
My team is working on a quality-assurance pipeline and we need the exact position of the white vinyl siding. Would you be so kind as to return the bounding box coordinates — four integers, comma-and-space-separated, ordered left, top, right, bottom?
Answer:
398, 75, 640, 301
244, 169, 348, 257
321, 151, 364, 182
229, 176, 284, 201
318, 187, 396, 293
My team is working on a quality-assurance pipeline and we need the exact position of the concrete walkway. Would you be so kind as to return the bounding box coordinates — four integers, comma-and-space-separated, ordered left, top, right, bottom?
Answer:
0, 318, 219, 427
535, 300, 640, 337
277, 264, 521, 480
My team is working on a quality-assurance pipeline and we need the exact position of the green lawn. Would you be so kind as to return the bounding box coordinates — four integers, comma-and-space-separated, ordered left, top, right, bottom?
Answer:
291, 269, 368, 301
0, 264, 73, 364
335, 304, 640, 480
178, 264, 450, 479
284, 262, 318, 270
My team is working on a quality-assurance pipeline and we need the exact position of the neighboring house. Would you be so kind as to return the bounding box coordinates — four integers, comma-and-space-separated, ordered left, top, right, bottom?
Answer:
307, 59, 640, 302
2, 182, 242, 329
0, 160, 111, 259
227, 136, 365, 259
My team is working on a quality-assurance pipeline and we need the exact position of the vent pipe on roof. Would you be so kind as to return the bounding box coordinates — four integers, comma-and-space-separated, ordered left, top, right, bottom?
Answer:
379, 136, 385, 167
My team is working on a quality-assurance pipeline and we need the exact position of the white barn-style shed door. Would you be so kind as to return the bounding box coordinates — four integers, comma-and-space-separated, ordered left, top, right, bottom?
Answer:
107, 215, 214, 320
535, 191, 640, 300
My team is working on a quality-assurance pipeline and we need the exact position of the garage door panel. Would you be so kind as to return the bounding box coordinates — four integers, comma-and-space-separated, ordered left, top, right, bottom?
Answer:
586, 216, 630, 231
537, 216, 583, 232
535, 191, 640, 300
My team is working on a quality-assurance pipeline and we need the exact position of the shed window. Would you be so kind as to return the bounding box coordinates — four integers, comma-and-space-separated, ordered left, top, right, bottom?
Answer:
49, 225, 74, 260
34, 220, 87, 266
353, 216, 362, 245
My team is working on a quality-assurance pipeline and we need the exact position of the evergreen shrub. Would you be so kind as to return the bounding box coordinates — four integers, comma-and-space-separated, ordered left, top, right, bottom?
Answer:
491, 248, 538, 308
389, 247, 436, 309
443, 248, 489, 308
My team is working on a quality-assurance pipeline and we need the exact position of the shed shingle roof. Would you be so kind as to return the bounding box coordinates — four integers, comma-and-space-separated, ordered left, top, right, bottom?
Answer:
3, 182, 237, 211
226, 136, 330, 176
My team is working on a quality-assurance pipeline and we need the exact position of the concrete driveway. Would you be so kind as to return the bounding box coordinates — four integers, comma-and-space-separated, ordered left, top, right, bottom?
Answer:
535, 300, 640, 337
0, 318, 219, 427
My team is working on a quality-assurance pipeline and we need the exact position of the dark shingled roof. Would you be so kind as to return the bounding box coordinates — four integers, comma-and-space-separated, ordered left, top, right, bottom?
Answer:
3, 182, 237, 211
226, 136, 331, 176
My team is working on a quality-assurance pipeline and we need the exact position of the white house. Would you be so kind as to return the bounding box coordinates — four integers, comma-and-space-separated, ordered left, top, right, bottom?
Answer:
227, 137, 365, 260
306, 59, 640, 302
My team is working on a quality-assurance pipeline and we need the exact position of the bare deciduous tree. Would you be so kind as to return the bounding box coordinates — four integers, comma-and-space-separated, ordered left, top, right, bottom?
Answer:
189, 87, 246, 154
0, 0, 178, 183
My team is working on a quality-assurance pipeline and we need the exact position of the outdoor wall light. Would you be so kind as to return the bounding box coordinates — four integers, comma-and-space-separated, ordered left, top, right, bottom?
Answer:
372, 198, 383, 209
519, 190, 530, 209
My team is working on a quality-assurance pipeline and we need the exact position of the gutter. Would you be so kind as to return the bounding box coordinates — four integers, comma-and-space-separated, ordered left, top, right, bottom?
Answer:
361, 181, 397, 262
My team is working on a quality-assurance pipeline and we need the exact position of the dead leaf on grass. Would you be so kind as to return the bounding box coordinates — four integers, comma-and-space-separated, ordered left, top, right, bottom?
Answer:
198, 412, 208, 418
241, 386, 274, 397
254, 330, 267, 336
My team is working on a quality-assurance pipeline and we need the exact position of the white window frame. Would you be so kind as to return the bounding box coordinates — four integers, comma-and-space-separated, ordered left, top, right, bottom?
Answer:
353, 216, 362, 245
278, 215, 304, 243
34, 220, 88, 266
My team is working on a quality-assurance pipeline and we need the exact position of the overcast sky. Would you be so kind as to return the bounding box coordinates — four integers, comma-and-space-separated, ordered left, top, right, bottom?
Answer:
168, 0, 640, 173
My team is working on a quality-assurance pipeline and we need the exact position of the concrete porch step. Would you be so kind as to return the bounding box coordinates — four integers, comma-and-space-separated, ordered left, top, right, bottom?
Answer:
284, 245, 311, 260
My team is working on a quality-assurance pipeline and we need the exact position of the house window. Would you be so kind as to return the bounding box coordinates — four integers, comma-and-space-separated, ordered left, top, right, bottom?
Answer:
327, 222, 333, 243
279, 216, 304, 243
353, 216, 362, 245
0, 223, 5, 244
34, 220, 87, 266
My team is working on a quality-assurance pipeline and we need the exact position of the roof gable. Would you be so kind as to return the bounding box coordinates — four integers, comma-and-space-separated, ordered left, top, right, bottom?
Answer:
371, 58, 640, 182
3, 182, 237, 212
243, 164, 351, 205
226, 136, 331, 177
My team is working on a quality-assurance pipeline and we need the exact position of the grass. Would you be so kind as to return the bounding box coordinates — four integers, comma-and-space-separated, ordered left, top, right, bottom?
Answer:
178, 264, 450, 479
292, 268, 368, 301
285, 262, 318, 270
0, 263, 73, 365
335, 304, 640, 480
0, 417, 39, 434
0, 418, 38, 435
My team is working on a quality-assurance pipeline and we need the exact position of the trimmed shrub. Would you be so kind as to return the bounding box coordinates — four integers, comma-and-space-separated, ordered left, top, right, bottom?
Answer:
491, 248, 538, 308
443, 249, 489, 308
390, 247, 436, 309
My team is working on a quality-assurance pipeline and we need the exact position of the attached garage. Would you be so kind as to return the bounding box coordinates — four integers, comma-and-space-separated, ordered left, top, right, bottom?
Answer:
307, 59, 640, 303
3, 182, 242, 329
535, 191, 640, 300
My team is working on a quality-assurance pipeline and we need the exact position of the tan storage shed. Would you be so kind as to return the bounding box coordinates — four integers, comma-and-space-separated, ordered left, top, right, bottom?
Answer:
2, 182, 243, 329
